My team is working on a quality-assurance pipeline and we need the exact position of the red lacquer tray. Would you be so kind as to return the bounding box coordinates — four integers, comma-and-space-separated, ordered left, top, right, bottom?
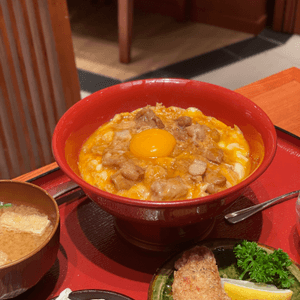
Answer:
14, 127, 300, 300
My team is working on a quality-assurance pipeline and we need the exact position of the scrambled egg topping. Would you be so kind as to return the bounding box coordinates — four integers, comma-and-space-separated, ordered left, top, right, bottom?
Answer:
78, 104, 251, 201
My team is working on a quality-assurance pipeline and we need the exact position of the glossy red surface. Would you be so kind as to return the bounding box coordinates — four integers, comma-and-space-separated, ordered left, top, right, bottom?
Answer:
52, 79, 276, 247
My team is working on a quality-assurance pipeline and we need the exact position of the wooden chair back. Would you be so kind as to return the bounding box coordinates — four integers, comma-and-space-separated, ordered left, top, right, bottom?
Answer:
273, 0, 300, 33
0, 0, 81, 179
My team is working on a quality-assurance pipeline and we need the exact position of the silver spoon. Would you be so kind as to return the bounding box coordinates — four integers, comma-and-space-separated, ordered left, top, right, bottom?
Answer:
225, 190, 300, 224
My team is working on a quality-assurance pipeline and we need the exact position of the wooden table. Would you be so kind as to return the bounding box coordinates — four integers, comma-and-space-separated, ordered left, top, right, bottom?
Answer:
236, 67, 300, 137
15, 67, 300, 182
12, 67, 300, 300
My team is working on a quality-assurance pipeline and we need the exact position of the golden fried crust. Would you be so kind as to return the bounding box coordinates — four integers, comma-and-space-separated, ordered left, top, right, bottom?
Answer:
172, 246, 230, 300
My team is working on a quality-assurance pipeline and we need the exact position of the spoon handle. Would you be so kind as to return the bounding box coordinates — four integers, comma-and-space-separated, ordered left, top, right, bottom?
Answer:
224, 190, 300, 224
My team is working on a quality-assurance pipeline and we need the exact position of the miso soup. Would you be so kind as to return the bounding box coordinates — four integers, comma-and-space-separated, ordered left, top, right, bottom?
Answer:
0, 204, 52, 266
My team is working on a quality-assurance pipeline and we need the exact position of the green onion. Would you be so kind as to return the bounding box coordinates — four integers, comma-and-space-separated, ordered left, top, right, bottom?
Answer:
0, 203, 12, 208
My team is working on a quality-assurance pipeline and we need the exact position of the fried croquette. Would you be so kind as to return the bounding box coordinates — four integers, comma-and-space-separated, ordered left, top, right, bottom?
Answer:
172, 246, 230, 300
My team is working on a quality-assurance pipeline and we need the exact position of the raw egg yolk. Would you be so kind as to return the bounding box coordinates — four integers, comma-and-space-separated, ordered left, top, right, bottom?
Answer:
130, 129, 176, 158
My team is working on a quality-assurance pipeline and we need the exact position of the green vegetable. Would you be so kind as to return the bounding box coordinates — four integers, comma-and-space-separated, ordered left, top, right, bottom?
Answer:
234, 240, 295, 289
162, 275, 174, 300
0, 203, 12, 208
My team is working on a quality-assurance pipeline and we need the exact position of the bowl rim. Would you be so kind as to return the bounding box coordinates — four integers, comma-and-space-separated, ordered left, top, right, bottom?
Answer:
0, 180, 60, 270
52, 78, 277, 208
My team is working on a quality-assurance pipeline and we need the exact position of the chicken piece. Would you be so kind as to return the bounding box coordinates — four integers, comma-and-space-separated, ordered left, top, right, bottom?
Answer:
173, 246, 230, 300
110, 171, 135, 191
144, 166, 168, 184
177, 116, 192, 128
102, 151, 126, 168
110, 130, 132, 151
204, 170, 226, 186
134, 108, 165, 129
171, 127, 189, 141
120, 161, 144, 181
187, 124, 209, 142
204, 169, 226, 194
150, 177, 188, 200
112, 130, 132, 143
188, 159, 207, 176
204, 147, 224, 164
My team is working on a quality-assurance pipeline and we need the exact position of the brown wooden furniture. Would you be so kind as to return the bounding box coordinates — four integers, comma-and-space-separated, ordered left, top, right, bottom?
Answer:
190, 0, 268, 34
118, 0, 299, 63
134, 0, 188, 21
0, 0, 81, 179
273, 0, 300, 34
118, 0, 188, 63
118, 0, 134, 63
134, 0, 267, 35
14, 67, 300, 182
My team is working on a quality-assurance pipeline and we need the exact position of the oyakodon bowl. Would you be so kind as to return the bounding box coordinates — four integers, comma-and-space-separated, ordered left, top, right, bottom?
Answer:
0, 181, 60, 299
52, 79, 277, 251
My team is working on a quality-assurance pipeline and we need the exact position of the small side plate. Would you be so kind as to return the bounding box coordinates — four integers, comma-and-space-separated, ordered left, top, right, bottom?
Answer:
51, 289, 134, 300
148, 239, 300, 300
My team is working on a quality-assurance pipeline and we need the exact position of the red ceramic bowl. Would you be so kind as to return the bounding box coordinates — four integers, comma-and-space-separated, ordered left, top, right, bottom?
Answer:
52, 79, 277, 250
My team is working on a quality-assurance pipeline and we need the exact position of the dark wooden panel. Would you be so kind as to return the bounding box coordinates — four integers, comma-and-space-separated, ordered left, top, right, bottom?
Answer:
273, 0, 286, 31
294, 0, 300, 33
0, 0, 81, 179
273, 0, 300, 33
134, 0, 188, 21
